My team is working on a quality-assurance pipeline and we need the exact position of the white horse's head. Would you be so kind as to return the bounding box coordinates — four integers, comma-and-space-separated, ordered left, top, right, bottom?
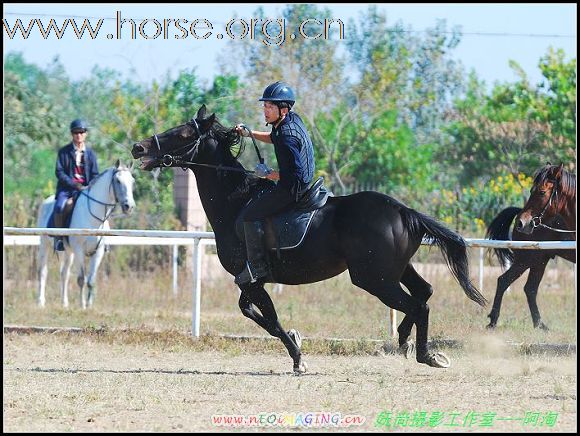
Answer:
112, 159, 136, 214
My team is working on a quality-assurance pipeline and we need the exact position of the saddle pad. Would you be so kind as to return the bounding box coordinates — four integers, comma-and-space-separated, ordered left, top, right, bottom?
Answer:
270, 209, 318, 250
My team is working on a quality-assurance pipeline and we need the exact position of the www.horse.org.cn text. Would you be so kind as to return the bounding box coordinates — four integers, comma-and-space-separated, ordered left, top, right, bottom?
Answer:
3, 11, 345, 46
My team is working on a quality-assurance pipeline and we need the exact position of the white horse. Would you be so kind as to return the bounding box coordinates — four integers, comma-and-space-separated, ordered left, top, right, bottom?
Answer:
37, 160, 136, 309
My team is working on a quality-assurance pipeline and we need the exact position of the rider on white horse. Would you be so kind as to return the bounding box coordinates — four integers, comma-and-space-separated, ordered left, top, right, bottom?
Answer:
51, 119, 100, 251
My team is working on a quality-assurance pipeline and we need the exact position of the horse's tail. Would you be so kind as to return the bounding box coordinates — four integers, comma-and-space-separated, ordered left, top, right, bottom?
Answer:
486, 207, 521, 269
37, 195, 55, 227
401, 207, 487, 307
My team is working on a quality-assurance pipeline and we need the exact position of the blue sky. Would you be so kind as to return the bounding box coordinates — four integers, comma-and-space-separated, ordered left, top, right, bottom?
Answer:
3, 3, 577, 89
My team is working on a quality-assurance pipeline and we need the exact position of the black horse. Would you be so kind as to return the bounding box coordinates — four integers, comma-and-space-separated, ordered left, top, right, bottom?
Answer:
486, 164, 576, 330
131, 106, 486, 372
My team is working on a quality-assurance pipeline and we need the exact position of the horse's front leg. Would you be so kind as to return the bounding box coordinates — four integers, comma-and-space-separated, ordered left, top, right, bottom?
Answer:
37, 236, 50, 307
86, 245, 106, 307
59, 250, 74, 308
71, 253, 87, 310
238, 284, 306, 374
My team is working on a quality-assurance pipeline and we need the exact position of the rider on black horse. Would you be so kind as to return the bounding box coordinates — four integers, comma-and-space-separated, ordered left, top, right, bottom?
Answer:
234, 81, 315, 285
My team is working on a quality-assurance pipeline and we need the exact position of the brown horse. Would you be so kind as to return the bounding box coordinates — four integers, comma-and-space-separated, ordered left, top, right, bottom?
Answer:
487, 163, 576, 330
131, 105, 487, 372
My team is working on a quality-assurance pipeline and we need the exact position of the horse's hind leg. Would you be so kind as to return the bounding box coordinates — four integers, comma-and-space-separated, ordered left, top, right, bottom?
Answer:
349, 270, 443, 367
238, 284, 305, 373
86, 247, 106, 307
37, 237, 50, 307
398, 264, 433, 352
523, 261, 549, 330
60, 251, 74, 308
487, 262, 528, 328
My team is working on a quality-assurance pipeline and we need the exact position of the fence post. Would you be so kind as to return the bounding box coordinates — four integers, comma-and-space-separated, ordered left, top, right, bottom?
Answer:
388, 308, 397, 338
479, 247, 484, 291
172, 245, 178, 297
191, 238, 202, 338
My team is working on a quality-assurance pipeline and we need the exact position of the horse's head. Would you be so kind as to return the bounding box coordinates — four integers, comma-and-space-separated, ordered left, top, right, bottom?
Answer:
112, 159, 136, 214
131, 105, 217, 171
516, 163, 571, 234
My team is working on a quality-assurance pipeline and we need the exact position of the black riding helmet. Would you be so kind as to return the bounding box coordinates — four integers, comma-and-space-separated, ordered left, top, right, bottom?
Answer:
259, 81, 295, 108
70, 119, 89, 131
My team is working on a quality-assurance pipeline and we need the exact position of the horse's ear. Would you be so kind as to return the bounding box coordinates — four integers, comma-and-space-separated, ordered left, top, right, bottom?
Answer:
198, 113, 216, 132
128, 160, 134, 172
115, 158, 121, 168
555, 163, 564, 179
196, 104, 207, 120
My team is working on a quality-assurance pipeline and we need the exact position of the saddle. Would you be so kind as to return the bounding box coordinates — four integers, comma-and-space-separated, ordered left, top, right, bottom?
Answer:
236, 177, 333, 253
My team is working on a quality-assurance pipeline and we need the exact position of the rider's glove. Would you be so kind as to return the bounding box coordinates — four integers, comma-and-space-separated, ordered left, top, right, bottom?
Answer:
254, 163, 273, 178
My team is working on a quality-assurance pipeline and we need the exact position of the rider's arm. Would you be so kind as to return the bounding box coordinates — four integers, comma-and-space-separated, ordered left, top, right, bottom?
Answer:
55, 148, 77, 190
235, 125, 273, 144
248, 130, 273, 144
87, 149, 99, 180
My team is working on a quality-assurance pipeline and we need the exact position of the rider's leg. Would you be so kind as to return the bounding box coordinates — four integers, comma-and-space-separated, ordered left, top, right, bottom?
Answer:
235, 186, 295, 285
52, 191, 71, 251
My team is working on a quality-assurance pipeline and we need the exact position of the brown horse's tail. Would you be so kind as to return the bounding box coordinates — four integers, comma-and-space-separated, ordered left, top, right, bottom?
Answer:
401, 207, 487, 307
486, 207, 521, 269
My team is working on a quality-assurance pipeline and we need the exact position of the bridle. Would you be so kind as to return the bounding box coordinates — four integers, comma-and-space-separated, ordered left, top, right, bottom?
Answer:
150, 119, 261, 174
81, 168, 132, 224
530, 178, 575, 233
152, 118, 206, 170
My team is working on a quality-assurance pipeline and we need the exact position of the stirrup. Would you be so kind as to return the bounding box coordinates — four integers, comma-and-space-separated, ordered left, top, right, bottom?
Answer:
235, 261, 268, 285
54, 238, 65, 252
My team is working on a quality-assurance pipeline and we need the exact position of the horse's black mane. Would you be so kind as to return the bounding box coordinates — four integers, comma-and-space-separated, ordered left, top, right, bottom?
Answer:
207, 118, 242, 157
208, 118, 274, 202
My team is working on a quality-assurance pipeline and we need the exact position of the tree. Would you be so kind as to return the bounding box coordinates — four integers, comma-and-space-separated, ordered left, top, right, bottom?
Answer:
445, 48, 576, 186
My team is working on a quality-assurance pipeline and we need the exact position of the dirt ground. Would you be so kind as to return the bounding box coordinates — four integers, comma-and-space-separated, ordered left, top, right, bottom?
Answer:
3, 332, 576, 432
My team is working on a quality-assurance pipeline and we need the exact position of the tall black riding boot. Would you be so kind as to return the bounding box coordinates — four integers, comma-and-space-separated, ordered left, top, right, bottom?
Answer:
235, 221, 269, 285
53, 211, 65, 251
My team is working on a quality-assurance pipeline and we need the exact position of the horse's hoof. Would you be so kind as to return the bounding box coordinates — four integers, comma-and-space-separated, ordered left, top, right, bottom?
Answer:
537, 322, 549, 331
486, 323, 496, 329
288, 329, 302, 349
400, 340, 415, 359
422, 352, 450, 368
293, 361, 308, 375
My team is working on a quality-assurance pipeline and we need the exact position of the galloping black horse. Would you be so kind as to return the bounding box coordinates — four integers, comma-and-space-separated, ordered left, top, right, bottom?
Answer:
131, 106, 486, 372
486, 164, 576, 330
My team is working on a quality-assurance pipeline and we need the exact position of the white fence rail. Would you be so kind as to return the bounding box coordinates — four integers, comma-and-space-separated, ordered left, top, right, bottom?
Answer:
3, 227, 576, 338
